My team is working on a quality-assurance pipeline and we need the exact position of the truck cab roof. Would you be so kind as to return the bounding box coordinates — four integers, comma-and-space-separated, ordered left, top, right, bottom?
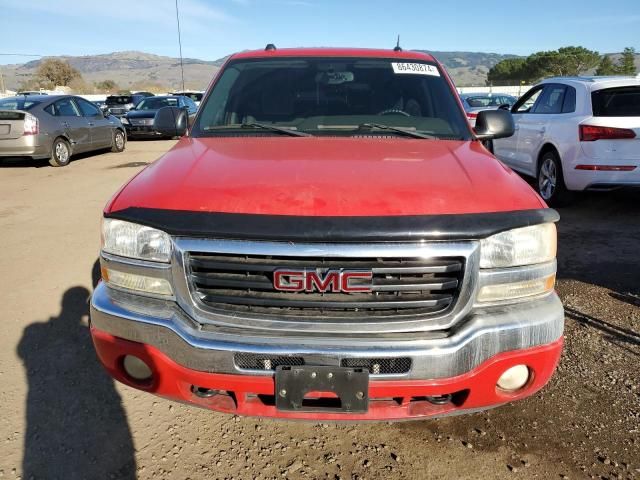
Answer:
230, 47, 438, 63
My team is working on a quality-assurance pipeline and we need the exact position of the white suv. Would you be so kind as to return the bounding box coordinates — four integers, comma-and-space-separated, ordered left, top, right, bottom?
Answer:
493, 76, 640, 205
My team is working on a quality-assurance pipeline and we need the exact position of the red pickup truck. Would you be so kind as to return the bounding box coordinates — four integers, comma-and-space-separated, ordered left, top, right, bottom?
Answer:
90, 47, 564, 421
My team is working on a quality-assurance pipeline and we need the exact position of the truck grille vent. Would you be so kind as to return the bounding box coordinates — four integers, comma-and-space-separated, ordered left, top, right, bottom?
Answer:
187, 253, 463, 320
234, 354, 411, 375
234, 354, 304, 370
341, 357, 412, 375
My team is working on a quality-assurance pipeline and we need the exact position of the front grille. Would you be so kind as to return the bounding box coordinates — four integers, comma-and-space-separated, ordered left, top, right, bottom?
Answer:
130, 118, 153, 126
341, 357, 411, 375
187, 252, 463, 320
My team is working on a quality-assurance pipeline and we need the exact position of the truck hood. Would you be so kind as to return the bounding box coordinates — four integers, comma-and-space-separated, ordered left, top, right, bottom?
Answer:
108, 136, 544, 216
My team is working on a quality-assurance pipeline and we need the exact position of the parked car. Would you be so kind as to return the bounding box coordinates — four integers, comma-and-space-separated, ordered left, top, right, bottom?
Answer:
105, 92, 154, 117
93, 99, 109, 113
120, 95, 197, 138
0, 95, 126, 166
170, 90, 204, 107
460, 93, 517, 126
91, 47, 563, 422
493, 76, 640, 205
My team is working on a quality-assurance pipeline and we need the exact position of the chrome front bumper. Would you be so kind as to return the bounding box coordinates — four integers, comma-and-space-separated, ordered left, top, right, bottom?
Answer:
90, 282, 564, 381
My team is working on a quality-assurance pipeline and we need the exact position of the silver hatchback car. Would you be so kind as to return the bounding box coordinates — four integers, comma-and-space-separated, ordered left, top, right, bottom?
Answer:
0, 95, 126, 166
459, 92, 517, 126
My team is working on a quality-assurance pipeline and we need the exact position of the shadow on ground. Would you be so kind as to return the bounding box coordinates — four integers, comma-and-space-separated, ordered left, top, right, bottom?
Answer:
554, 190, 640, 295
17, 261, 136, 479
564, 306, 640, 350
0, 157, 49, 168
0, 149, 114, 169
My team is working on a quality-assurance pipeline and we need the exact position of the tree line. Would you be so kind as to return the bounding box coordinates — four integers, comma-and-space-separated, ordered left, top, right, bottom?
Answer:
488, 46, 637, 85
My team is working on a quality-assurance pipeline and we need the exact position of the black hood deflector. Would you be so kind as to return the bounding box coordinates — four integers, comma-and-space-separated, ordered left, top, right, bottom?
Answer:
105, 207, 559, 242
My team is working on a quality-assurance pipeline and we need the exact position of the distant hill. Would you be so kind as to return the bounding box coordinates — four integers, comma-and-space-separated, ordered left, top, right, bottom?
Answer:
0, 51, 226, 92
0, 49, 520, 91
1, 50, 637, 92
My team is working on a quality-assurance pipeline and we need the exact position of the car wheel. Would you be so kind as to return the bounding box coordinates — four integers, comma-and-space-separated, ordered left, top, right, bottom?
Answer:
537, 151, 572, 206
49, 138, 71, 167
111, 129, 126, 153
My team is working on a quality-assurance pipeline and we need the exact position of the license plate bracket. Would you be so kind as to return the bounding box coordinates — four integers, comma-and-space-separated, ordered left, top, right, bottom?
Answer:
275, 365, 369, 413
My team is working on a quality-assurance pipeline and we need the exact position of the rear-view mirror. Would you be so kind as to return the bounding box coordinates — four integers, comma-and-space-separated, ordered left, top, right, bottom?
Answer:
154, 106, 188, 137
474, 109, 515, 140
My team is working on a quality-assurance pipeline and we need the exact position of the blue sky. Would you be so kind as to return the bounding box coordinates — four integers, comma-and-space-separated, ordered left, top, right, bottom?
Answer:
1, 0, 638, 65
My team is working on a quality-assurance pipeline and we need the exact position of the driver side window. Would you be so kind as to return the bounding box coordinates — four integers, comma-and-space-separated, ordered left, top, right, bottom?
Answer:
531, 85, 566, 114
512, 87, 543, 114
50, 98, 81, 117
75, 98, 101, 117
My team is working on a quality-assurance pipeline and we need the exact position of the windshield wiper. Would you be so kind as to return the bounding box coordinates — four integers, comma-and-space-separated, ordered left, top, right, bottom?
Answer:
203, 123, 311, 137
241, 122, 312, 137
358, 123, 437, 139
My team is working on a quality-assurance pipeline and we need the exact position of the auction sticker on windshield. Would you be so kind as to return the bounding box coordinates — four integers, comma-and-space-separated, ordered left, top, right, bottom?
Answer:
391, 63, 440, 76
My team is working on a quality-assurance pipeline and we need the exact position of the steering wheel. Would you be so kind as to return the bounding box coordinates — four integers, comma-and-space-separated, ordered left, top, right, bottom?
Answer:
377, 109, 411, 117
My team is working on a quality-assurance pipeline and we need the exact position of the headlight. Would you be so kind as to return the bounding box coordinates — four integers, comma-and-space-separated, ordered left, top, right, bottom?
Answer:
480, 223, 556, 269
477, 223, 557, 304
102, 219, 172, 262
120, 117, 129, 124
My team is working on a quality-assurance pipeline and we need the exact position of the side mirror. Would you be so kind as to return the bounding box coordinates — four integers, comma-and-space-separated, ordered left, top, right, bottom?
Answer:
154, 106, 187, 137
474, 109, 515, 140
102, 108, 111, 117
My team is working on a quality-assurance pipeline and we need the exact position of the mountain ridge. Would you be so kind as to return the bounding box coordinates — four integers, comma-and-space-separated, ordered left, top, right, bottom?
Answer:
2, 49, 636, 92
0, 49, 521, 91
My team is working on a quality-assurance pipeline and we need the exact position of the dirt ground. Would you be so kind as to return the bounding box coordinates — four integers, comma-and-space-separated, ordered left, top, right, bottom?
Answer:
0, 140, 638, 480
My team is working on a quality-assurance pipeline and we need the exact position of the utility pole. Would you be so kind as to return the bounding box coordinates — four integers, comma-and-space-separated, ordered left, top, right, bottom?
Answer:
175, 0, 186, 92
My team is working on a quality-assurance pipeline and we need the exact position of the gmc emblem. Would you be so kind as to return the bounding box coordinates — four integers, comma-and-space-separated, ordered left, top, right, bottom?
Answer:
273, 269, 373, 293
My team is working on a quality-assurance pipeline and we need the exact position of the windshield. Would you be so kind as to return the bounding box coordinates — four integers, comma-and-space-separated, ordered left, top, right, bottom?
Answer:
465, 96, 511, 108
106, 96, 133, 105
174, 92, 203, 102
193, 57, 471, 139
0, 97, 41, 110
135, 97, 179, 110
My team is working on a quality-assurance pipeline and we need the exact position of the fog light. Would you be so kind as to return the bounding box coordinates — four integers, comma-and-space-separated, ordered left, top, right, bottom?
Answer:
122, 355, 153, 381
497, 364, 530, 391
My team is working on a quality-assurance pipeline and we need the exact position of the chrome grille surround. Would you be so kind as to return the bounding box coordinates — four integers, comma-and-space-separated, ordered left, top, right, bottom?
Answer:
171, 239, 480, 334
